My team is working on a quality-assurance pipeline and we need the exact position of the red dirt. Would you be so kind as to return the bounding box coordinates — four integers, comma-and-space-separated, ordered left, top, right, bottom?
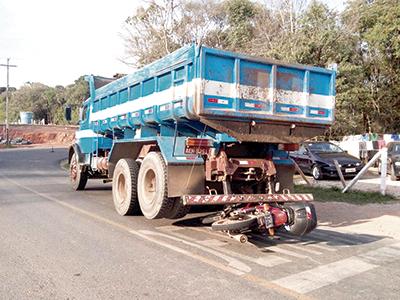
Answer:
0, 124, 77, 146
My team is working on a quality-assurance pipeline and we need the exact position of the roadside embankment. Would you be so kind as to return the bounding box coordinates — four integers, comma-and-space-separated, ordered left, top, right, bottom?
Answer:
0, 124, 77, 146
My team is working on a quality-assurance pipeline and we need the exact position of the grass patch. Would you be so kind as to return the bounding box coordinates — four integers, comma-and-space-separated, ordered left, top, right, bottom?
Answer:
294, 184, 397, 204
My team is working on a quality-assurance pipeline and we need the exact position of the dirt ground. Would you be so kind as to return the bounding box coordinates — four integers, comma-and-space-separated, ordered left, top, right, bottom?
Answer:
0, 124, 77, 146
296, 171, 400, 239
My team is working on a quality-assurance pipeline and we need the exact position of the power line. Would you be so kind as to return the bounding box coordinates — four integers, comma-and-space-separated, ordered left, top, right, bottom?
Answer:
0, 58, 17, 145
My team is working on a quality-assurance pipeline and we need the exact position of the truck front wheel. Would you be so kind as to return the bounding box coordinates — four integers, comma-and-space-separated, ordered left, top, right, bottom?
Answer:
137, 152, 174, 219
112, 159, 141, 216
70, 152, 88, 190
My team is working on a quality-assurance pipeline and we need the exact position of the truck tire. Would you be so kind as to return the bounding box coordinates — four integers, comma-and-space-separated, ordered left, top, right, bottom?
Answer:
211, 215, 258, 232
112, 158, 141, 216
137, 152, 174, 219
70, 152, 88, 190
167, 198, 190, 219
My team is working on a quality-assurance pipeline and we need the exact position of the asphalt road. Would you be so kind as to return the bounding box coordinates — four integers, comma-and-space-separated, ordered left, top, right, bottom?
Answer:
1, 148, 399, 300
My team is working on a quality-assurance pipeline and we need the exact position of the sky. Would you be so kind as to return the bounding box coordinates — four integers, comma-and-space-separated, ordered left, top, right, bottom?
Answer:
0, 0, 138, 88
0, 0, 346, 89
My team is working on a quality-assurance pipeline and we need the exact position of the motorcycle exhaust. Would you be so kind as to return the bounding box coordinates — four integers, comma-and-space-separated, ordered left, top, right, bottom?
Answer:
229, 233, 248, 244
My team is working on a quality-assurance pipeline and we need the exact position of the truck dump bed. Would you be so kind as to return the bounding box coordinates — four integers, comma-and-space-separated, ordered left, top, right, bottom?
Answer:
87, 44, 335, 143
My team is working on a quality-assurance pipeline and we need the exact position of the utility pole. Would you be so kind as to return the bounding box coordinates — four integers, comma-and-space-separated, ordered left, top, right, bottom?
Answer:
0, 58, 17, 144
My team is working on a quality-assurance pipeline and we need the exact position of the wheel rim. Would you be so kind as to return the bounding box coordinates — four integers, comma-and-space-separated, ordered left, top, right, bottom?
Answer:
116, 172, 128, 207
70, 155, 78, 182
313, 167, 320, 179
143, 169, 156, 205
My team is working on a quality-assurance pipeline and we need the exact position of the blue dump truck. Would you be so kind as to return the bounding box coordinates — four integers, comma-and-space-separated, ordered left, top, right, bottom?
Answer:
69, 44, 335, 237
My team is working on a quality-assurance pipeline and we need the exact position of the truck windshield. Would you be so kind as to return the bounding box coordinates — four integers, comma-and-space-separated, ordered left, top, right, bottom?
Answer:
80, 105, 88, 122
308, 143, 344, 153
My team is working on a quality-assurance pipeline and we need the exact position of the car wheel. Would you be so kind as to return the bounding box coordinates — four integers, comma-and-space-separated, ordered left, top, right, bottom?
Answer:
312, 165, 323, 180
389, 163, 397, 181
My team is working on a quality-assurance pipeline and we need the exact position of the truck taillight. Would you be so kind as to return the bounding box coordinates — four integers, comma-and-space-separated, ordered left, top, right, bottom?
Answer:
186, 138, 213, 148
185, 138, 213, 155
279, 143, 299, 151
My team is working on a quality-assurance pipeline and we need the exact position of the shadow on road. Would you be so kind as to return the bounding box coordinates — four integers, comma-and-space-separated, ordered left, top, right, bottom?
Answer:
173, 213, 388, 251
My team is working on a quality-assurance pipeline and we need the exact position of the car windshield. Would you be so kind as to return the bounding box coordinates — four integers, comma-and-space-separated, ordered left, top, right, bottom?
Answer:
307, 143, 344, 153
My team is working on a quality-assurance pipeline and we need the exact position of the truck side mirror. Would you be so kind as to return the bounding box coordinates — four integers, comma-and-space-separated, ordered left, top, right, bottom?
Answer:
65, 105, 72, 121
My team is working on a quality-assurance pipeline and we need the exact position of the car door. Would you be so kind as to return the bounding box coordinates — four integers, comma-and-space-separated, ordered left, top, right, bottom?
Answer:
293, 145, 312, 173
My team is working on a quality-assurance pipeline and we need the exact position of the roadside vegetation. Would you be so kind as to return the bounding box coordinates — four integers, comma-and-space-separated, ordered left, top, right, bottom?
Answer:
294, 184, 398, 204
1, 0, 399, 137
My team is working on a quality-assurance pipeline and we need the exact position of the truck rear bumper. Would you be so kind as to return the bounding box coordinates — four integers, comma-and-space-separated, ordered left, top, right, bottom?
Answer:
182, 193, 313, 205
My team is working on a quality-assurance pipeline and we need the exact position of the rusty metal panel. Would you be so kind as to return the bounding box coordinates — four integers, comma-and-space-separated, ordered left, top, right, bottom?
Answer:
200, 118, 327, 143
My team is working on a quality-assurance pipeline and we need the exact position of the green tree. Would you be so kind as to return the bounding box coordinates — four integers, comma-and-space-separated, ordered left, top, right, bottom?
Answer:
123, 0, 225, 67
335, 0, 400, 135
224, 0, 256, 51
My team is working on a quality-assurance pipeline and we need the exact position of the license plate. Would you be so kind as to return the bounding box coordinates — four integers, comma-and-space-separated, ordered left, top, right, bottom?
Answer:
345, 168, 356, 173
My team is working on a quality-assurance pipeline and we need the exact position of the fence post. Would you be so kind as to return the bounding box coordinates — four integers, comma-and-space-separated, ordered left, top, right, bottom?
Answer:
334, 159, 346, 188
380, 148, 388, 196
342, 150, 382, 193
292, 160, 312, 186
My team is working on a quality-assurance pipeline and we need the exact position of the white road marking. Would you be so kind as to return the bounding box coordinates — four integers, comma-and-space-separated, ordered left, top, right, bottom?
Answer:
277, 233, 337, 252
198, 239, 228, 247
158, 226, 292, 268
272, 257, 377, 294
282, 244, 323, 255
155, 225, 183, 232
187, 226, 232, 239
307, 231, 357, 246
261, 244, 312, 259
273, 242, 400, 294
138, 229, 252, 273
389, 242, 400, 249
358, 245, 400, 264
128, 230, 245, 276
1, 173, 311, 300
195, 239, 291, 268
298, 242, 337, 252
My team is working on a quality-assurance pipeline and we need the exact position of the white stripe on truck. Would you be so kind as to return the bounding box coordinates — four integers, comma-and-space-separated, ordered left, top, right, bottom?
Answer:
88, 79, 334, 122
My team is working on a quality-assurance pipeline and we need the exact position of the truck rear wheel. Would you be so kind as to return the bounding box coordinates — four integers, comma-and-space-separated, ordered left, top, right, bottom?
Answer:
112, 159, 141, 216
70, 152, 88, 190
167, 198, 190, 219
137, 152, 174, 219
